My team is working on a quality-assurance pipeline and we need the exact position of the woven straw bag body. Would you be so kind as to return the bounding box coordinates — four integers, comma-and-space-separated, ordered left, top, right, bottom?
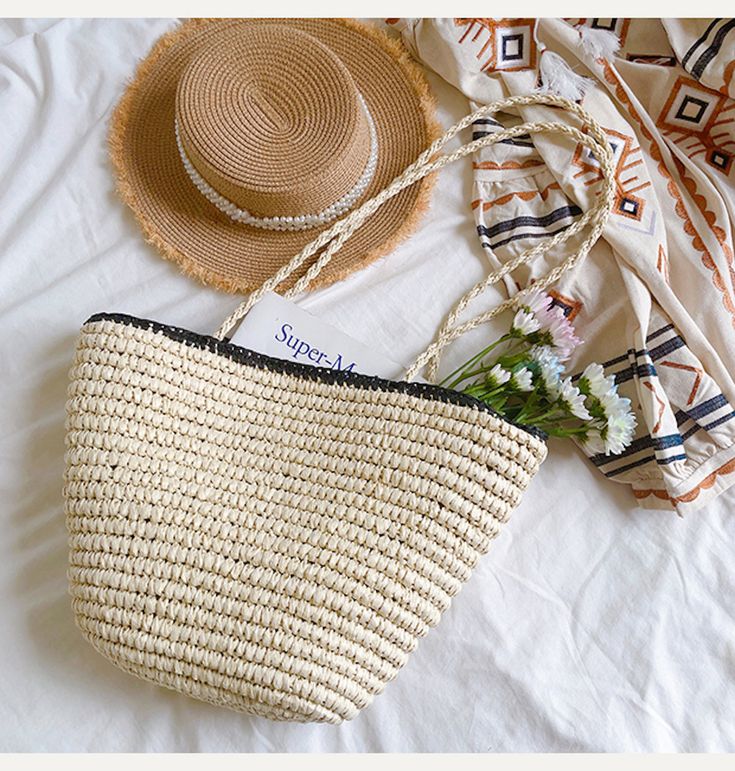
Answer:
64, 95, 615, 722
65, 313, 545, 722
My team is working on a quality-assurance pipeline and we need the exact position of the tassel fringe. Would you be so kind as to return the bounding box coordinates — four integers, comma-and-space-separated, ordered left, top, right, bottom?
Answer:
579, 26, 621, 61
536, 49, 591, 102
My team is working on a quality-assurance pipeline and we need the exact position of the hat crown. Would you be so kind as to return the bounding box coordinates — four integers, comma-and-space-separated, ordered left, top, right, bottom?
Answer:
175, 25, 373, 219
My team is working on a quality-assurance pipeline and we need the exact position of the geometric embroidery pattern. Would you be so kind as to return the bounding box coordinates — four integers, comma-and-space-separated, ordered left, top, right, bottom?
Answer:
680, 18, 735, 80
572, 127, 652, 223
658, 359, 704, 405
625, 54, 677, 66
455, 18, 537, 72
565, 17, 631, 46
470, 181, 562, 213
472, 117, 534, 147
548, 290, 583, 321
576, 323, 735, 478
476, 204, 582, 251
642, 380, 667, 434
658, 75, 735, 176
601, 62, 735, 330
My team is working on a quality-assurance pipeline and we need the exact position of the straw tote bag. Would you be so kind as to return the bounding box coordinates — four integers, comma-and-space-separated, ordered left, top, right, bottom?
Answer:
64, 94, 615, 723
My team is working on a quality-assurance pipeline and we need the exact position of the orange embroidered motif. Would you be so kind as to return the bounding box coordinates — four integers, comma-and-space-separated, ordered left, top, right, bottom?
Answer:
657, 75, 734, 176
672, 157, 735, 295
572, 127, 651, 222
656, 244, 670, 284
643, 380, 667, 434
658, 360, 703, 405
601, 60, 735, 330
455, 18, 537, 73
472, 159, 544, 170
548, 290, 583, 321
470, 181, 562, 212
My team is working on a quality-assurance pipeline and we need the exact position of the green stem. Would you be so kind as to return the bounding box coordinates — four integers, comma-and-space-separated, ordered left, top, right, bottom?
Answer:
446, 339, 530, 391
439, 336, 511, 389
542, 425, 594, 438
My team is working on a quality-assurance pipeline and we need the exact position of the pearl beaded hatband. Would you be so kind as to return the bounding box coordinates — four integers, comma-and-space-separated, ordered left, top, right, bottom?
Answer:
107, 18, 439, 293
176, 95, 379, 232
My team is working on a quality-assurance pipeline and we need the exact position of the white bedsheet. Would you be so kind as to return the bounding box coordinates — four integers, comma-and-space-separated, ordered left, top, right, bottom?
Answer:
1, 18, 734, 753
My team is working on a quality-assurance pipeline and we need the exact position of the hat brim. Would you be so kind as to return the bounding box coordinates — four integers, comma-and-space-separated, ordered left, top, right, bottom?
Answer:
109, 18, 440, 294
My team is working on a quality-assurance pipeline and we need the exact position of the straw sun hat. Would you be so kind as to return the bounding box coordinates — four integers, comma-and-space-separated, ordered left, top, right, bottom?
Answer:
110, 18, 440, 293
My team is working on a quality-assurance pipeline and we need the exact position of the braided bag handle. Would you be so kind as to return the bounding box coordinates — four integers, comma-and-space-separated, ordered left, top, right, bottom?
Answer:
215, 93, 617, 382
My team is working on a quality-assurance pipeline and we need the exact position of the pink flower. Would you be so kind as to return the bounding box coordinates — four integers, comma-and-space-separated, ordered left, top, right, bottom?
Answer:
522, 289, 555, 318
518, 289, 582, 361
542, 305, 582, 360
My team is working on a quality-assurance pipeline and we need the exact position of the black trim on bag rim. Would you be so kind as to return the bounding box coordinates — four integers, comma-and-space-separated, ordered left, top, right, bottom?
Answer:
85, 312, 547, 442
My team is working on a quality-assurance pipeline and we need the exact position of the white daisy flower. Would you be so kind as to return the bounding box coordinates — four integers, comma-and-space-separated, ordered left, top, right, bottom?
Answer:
542, 306, 583, 361
599, 388, 632, 418
520, 288, 553, 317
531, 346, 563, 399
517, 289, 582, 360
512, 308, 541, 336
511, 366, 534, 392
488, 363, 511, 387
582, 427, 607, 455
581, 385, 636, 455
557, 377, 592, 420
605, 410, 637, 455
579, 362, 616, 399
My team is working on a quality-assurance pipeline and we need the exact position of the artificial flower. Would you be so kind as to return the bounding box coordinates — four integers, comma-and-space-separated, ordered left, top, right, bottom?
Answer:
517, 289, 582, 360
511, 366, 534, 392
440, 290, 635, 455
579, 362, 616, 399
531, 345, 564, 399
488, 363, 511, 387
512, 308, 541, 337
557, 377, 592, 420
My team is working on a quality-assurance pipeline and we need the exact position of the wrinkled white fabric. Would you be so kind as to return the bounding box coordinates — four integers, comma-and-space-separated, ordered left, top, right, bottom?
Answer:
392, 17, 735, 514
1, 18, 734, 752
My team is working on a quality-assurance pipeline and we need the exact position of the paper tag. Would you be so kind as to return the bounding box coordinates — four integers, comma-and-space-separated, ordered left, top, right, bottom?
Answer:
229, 292, 407, 380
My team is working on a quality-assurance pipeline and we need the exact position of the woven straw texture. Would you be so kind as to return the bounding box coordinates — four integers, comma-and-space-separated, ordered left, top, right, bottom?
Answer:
64, 314, 546, 723
109, 18, 439, 294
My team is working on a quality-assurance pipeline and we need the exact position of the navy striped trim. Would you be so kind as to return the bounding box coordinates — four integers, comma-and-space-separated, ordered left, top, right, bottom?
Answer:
675, 409, 691, 427
481, 223, 575, 251
598, 351, 631, 369
593, 326, 681, 372
690, 19, 735, 78
472, 130, 534, 147
703, 411, 735, 430
477, 206, 582, 239
602, 452, 685, 477
646, 324, 675, 342
603, 456, 656, 476
684, 394, 728, 420
599, 451, 688, 477
682, 424, 701, 441
591, 433, 684, 467
681, 18, 721, 69
472, 118, 534, 146
676, 407, 735, 438
596, 400, 735, 476
658, 453, 688, 465
647, 335, 686, 360
613, 362, 658, 385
